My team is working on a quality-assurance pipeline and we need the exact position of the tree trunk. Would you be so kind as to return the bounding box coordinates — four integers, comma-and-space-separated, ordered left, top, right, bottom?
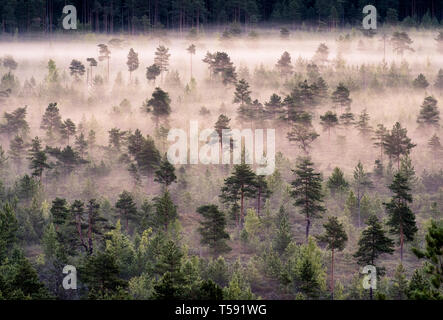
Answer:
240, 189, 244, 228
331, 248, 335, 300
305, 216, 310, 241
400, 225, 404, 262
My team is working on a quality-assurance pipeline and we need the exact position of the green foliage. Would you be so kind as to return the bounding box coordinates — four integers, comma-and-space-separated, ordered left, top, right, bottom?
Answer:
197, 204, 230, 254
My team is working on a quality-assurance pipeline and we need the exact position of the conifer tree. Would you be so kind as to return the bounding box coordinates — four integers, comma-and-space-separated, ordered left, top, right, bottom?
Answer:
233, 79, 252, 107
434, 69, 443, 90
264, 94, 284, 120
291, 157, 325, 240
352, 161, 373, 228
153, 190, 178, 232
126, 48, 139, 82
60, 118, 76, 145
428, 134, 443, 166
273, 206, 292, 253
327, 167, 349, 195
372, 124, 388, 163
154, 154, 177, 189
197, 204, 230, 254
9, 135, 26, 169
41, 102, 62, 144
145, 87, 171, 126
275, 51, 293, 78
355, 109, 373, 137
220, 163, 257, 228
331, 83, 351, 110
75, 132, 88, 158
0, 106, 30, 138
411, 220, 443, 299
186, 44, 196, 79
384, 172, 418, 262
317, 216, 347, 299
115, 191, 137, 233
146, 64, 161, 84
383, 122, 416, 169
320, 111, 338, 138
214, 114, 231, 150
154, 45, 170, 83
98, 44, 111, 81
354, 214, 394, 300
69, 59, 86, 81
28, 137, 50, 181
391, 32, 414, 55
417, 96, 440, 128
287, 123, 319, 155
86, 57, 97, 80
389, 263, 409, 300
413, 73, 429, 89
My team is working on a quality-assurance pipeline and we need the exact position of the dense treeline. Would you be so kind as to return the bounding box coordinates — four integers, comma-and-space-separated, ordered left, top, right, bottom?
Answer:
2, 0, 443, 34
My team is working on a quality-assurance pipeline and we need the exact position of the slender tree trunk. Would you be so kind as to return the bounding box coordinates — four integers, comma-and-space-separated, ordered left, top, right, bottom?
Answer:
400, 226, 404, 262
305, 215, 310, 241
240, 189, 244, 228
88, 213, 93, 255
257, 189, 261, 217
331, 248, 335, 300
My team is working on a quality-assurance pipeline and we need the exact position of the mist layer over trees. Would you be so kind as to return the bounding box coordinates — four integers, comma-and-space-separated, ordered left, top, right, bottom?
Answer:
0, 22, 442, 300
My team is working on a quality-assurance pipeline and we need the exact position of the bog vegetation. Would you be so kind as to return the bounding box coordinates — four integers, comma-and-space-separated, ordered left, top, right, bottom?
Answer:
0, 24, 442, 300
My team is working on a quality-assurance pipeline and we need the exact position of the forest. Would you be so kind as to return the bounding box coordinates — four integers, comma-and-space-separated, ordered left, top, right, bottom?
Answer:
1, 0, 443, 35
0, 2, 443, 301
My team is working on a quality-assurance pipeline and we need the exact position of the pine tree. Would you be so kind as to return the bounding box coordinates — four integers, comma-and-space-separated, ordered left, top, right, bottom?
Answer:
0, 106, 30, 138
233, 79, 252, 107
79, 251, 127, 299
126, 48, 139, 82
186, 44, 196, 79
273, 206, 292, 253
355, 109, 373, 137
384, 172, 418, 262
0, 202, 18, 262
115, 191, 137, 234
317, 216, 347, 299
287, 123, 319, 155
41, 102, 62, 144
434, 69, 443, 90
69, 59, 86, 81
383, 122, 416, 169
255, 175, 271, 216
98, 44, 111, 81
354, 214, 395, 299
154, 190, 178, 232
108, 128, 127, 153
60, 118, 76, 145
86, 199, 110, 255
264, 94, 285, 120
146, 64, 161, 84
154, 45, 171, 83
411, 220, 443, 299
331, 83, 351, 109
276, 51, 293, 78
389, 263, 409, 300
391, 32, 414, 55
145, 87, 171, 126
352, 161, 373, 228
86, 57, 97, 81
320, 111, 338, 138
214, 114, 231, 150
291, 157, 325, 240
155, 154, 177, 189
197, 204, 230, 254
372, 124, 388, 163
9, 135, 26, 169
413, 73, 429, 89
313, 43, 329, 65
428, 134, 443, 166
327, 167, 349, 195
75, 132, 88, 158
220, 163, 257, 228
417, 96, 440, 128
